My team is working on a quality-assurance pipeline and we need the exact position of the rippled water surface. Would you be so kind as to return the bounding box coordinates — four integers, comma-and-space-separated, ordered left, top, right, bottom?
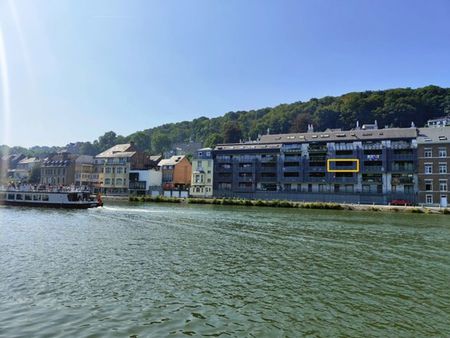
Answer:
1, 202, 450, 337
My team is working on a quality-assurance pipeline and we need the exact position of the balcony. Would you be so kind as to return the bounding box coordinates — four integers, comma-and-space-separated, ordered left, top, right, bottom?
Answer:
129, 181, 146, 190
216, 166, 232, 173
391, 165, 415, 172
307, 166, 327, 173
260, 166, 278, 172
332, 176, 357, 183
308, 146, 328, 153
260, 156, 277, 162
237, 166, 254, 173
281, 176, 303, 183
237, 177, 253, 183
283, 166, 301, 172
259, 176, 278, 183
363, 166, 383, 173
306, 176, 327, 183
283, 155, 301, 161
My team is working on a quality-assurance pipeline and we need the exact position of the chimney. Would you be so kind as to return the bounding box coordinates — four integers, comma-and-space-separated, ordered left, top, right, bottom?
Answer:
411, 121, 415, 128
267, 128, 270, 135
356, 121, 360, 129
374, 120, 378, 129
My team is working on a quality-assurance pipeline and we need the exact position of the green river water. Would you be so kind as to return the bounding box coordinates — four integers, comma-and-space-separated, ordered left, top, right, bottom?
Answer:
0, 203, 449, 337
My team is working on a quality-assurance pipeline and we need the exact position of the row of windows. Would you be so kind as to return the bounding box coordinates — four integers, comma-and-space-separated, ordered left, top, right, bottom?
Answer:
424, 163, 448, 174
104, 167, 127, 174
193, 187, 212, 193
43, 168, 66, 175
0, 193, 49, 201
424, 179, 448, 192
104, 178, 126, 185
424, 148, 447, 158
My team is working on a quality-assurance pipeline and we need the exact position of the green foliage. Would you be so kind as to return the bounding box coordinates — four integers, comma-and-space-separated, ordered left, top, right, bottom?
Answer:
28, 165, 41, 184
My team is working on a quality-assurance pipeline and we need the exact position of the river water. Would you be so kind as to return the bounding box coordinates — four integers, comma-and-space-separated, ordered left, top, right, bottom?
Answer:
0, 203, 449, 337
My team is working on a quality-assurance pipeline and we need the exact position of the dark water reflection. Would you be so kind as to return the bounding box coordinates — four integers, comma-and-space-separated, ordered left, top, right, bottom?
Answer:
1, 203, 449, 337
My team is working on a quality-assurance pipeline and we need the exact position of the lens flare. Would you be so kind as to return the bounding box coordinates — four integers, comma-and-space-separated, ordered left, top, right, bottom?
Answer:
0, 25, 11, 184
0, 26, 11, 147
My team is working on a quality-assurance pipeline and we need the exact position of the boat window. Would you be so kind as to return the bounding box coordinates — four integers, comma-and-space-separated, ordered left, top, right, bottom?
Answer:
8, 194, 15, 200
67, 193, 79, 202
16, 194, 23, 200
42, 195, 49, 201
25, 194, 32, 201
33, 194, 41, 201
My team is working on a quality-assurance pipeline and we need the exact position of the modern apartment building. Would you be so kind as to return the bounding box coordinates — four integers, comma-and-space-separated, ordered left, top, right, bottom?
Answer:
213, 126, 419, 204
189, 148, 213, 198
417, 127, 450, 207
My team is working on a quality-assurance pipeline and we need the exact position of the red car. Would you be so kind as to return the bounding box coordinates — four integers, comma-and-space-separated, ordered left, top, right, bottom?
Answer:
390, 199, 413, 206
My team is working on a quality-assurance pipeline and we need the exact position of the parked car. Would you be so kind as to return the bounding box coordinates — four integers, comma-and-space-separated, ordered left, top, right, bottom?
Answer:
390, 199, 413, 206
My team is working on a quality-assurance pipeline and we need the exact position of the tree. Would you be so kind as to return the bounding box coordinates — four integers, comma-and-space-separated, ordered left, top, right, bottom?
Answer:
151, 132, 171, 154
290, 114, 311, 133
223, 122, 242, 143
28, 165, 41, 184
129, 131, 151, 151
79, 142, 99, 156
97, 131, 117, 151
204, 133, 223, 148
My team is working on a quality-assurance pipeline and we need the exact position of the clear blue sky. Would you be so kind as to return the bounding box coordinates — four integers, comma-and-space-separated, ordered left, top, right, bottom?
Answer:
1, 0, 449, 147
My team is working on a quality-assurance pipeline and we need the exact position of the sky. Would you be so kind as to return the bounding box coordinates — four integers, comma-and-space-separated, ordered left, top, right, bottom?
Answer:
0, 0, 449, 147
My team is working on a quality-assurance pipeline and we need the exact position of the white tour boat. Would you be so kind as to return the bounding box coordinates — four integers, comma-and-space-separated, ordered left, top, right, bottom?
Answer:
0, 190, 103, 209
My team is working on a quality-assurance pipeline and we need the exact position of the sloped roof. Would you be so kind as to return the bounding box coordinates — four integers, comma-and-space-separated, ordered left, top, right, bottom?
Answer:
150, 155, 163, 162
95, 144, 134, 158
158, 155, 186, 166
18, 157, 39, 164
257, 128, 418, 144
417, 127, 450, 144
215, 143, 282, 151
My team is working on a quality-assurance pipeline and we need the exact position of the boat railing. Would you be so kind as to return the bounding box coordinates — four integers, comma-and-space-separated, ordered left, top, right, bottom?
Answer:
0, 185, 93, 194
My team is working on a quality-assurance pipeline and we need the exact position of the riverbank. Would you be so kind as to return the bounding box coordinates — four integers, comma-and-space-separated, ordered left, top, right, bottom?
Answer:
128, 195, 450, 215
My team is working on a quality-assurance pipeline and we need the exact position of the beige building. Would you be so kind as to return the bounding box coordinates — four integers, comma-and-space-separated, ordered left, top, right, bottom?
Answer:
74, 155, 97, 188
40, 152, 77, 186
417, 127, 450, 207
95, 143, 150, 195
190, 148, 213, 197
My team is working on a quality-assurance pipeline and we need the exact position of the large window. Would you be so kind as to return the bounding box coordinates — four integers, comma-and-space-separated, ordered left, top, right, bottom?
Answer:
439, 163, 447, 174
426, 194, 433, 204
116, 178, 123, 186
439, 148, 447, 158
105, 178, 111, 185
424, 148, 432, 157
439, 180, 448, 192
425, 180, 433, 191
116, 167, 123, 174
425, 164, 433, 174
